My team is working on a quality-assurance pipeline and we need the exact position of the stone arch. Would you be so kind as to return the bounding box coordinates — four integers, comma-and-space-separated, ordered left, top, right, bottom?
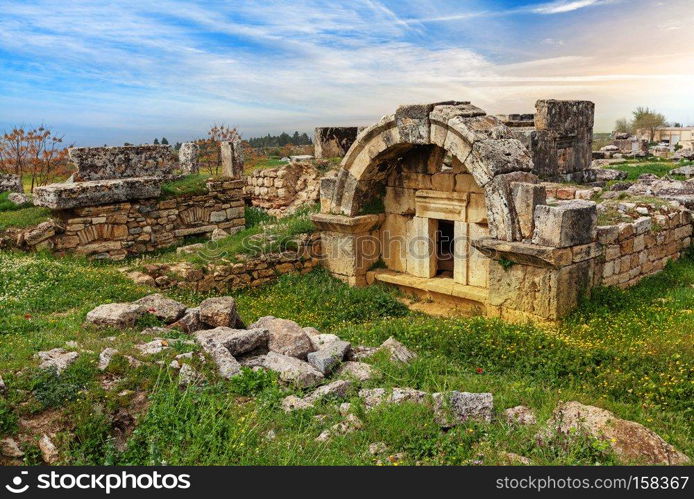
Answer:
324, 102, 537, 241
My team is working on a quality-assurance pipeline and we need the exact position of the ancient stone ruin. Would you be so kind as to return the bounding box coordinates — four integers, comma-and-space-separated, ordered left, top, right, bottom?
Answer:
0, 173, 22, 193
311, 101, 692, 322
244, 161, 322, 216
501, 99, 595, 183
313, 127, 361, 159
21, 144, 245, 259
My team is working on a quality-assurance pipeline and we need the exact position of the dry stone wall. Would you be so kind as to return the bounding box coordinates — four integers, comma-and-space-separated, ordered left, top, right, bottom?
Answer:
133, 233, 321, 292
14, 179, 245, 260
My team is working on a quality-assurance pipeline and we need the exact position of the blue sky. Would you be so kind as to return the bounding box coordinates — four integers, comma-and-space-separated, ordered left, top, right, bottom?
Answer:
1, 0, 693, 145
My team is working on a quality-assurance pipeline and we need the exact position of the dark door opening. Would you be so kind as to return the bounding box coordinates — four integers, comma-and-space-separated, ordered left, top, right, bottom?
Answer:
435, 219, 454, 277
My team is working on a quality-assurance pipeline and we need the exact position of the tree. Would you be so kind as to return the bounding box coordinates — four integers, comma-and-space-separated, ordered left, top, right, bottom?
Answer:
614, 117, 632, 134
153, 138, 160, 145
632, 107, 667, 142
161, 137, 169, 145
195, 124, 240, 176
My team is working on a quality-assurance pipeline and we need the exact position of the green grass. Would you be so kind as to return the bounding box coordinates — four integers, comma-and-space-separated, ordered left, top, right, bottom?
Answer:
245, 157, 288, 172
0, 193, 51, 230
0, 246, 691, 465
160, 174, 211, 198
611, 161, 689, 181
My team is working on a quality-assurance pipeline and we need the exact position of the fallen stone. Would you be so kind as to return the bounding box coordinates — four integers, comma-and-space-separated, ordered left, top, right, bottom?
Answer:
33, 177, 162, 210
0, 438, 23, 458
250, 316, 314, 359
307, 340, 351, 375
85, 303, 146, 328
671, 165, 694, 178
261, 351, 324, 388
500, 452, 533, 465
304, 380, 352, 404
539, 401, 689, 465
197, 340, 241, 379
127, 271, 156, 287
359, 387, 428, 410
433, 391, 494, 427
7, 192, 30, 205
39, 434, 59, 464
346, 345, 379, 361
503, 405, 537, 425
195, 327, 268, 357
170, 307, 205, 333
369, 442, 389, 455
98, 347, 119, 371
176, 243, 205, 256
282, 395, 314, 412
0, 173, 22, 193
379, 337, 417, 364
211, 228, 229, 241
592, 168, 627, 181
308, 333, 341, 350
336, 361, 376, 381
37, 348, 79, 373
178, 364, 201, 385
135, 339, 170, 355
134, 294, 186, 323
315, 414, 363, 442
68, 145, 175, 181
0, 374, 5, 393
199, 297, 243, 328
339, 402, 352, 416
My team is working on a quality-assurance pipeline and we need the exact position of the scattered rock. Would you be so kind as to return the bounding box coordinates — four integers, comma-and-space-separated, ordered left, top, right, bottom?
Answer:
199, 296, 243, 328
433, 391, 494, 427
316, 414, 363, 442
307, 340, 350, 375
503, 405, 537, 425
171, 307, 205, 333
592, 168, 627, 181
0, 374, 5, 393
211, 228, 229, 241
0, 438, 23, 458
369, 442, 389, 455
308, 334, 341, 350
359, 387, 427, 410
85, 303, 146, 328
126, 271, 156, 287
37, 348, 79, 373
39, 434, 59, 464
195, 327, 268, 357
135, 339, 170, 355
98, 347, 119, 371
379, 337, 417, 363
282, 395, 314, 412
176, 243, 205, 255
250, 316, 314, 359
346, 345, 379, 361
304, 380, 352, 404
265, 429, 276, 441
671, 165, 694, 178
194, 332, 242, 379
134, 294, 187, 323
178, 364, 201, 385
336, 361, 376, 381
7, 192, 30, 205
339, 402, 352, 416
539, 401, 689, 465
302, 327, 321, 337
261, 351, 324, 388
500, 452, 532, 465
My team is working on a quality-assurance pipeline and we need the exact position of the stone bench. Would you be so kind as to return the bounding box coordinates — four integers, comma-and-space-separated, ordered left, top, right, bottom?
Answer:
33, 177, 162, 210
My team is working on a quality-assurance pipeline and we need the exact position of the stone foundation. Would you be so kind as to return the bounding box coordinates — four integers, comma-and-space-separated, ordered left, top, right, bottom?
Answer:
133, 233, 321, 292
12, 179, 245, 260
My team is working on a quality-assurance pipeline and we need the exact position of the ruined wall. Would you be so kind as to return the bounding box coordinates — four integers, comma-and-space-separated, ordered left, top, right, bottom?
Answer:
132, 233, 321, 292
504, 100, 595, 183
15, 180, 245, 260
244, 162, 322, 216
597, 210, 692, 288
69, 145, 177, 181
313, 127, 360, 159
0, 174, 22, 193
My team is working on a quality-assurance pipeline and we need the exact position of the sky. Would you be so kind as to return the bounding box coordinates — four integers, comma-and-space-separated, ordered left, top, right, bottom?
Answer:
1, 0, 693, 146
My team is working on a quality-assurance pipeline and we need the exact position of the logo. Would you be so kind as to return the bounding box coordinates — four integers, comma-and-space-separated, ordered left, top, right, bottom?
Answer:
5, 471, 29, 494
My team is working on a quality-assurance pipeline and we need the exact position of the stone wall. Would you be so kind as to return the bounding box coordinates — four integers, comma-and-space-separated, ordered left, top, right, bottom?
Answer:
131, 233, 321, 292
69, 145, 177, 181
313, 127, 360, 159
245, 162, 322, 216
0, 174, 22, 193
503, 100, 595, 183
597, 210, 692, 288
14, 179, 245, 260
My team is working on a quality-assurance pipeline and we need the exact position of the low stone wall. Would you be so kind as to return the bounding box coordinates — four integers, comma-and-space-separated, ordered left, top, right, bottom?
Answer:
542, 183, 597, 200
131, 233, 321, 292
12, 179, 245, 260
244, 162, 321, 216
597, 210, 692, 288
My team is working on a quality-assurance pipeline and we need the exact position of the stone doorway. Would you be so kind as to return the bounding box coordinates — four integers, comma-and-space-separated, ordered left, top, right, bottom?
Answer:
435, 219, 454, 277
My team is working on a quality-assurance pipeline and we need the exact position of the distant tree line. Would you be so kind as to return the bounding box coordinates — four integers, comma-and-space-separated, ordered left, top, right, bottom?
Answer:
248, 131, 311, 148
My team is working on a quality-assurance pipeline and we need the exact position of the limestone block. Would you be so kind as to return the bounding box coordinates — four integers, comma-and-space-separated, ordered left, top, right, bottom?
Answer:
220, 139, 244, 179
455, 173, 483, 194
408, 216, 436, 278
384, 186, 415, 215
69, 145, 175, 181
0, 173, 22, 193
395, 103, 432, 144
178, 143, 199, 174
453, 221, 469, 284
532, 200, 596, 248
380, 214, 411, 273
511, 182, 546, 241
467, 223, 490, 287
431, 172, 456, 192
33, 178, 161, 210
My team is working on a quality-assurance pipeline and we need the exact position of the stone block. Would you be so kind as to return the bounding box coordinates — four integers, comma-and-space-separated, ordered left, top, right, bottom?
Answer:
531, 200, 596, 248
178, 142, 199, 174
69, 145, 175, 181
313, 127, 359, 158
33, 178, 161, 209
511, 182, 546, 241
384, 186, 415, 215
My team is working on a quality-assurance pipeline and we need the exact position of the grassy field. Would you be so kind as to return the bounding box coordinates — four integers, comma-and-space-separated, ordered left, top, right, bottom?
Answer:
0, 192, 50, 230
610, 159, 691, 181
0, 243, 692, 465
